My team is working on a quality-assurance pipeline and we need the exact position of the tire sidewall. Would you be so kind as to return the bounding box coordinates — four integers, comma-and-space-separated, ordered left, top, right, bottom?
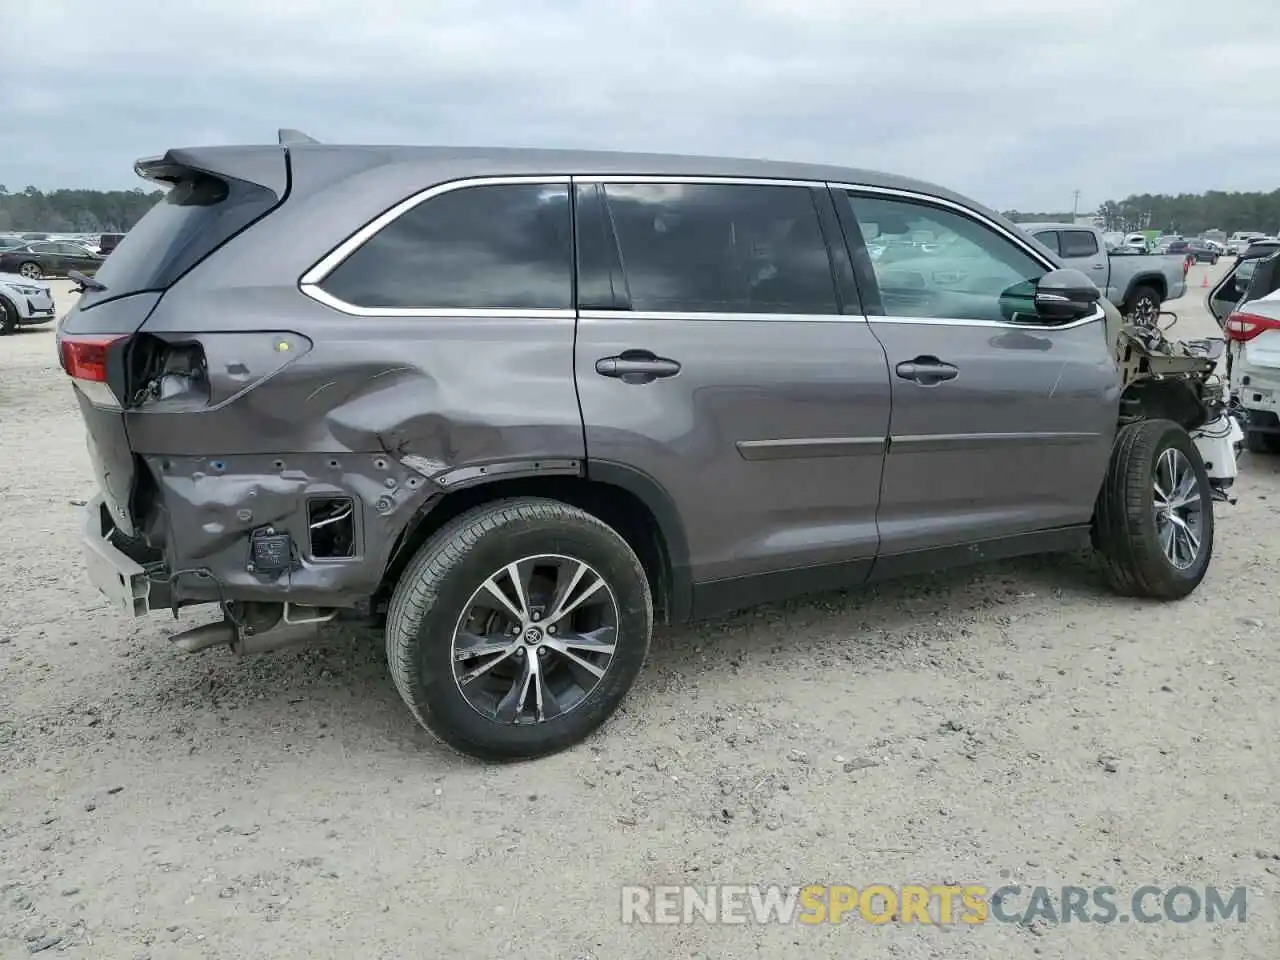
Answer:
398, 511, 651, 758
0, 297, 15, 334
1133, 423, 1214, 587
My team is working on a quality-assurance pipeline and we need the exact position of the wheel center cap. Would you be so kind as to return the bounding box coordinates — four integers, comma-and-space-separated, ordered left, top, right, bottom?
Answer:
523, 626, 543, 645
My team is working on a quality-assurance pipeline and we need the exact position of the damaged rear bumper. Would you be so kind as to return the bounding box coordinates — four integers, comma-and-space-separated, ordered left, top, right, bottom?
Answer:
80, 495, 152, 617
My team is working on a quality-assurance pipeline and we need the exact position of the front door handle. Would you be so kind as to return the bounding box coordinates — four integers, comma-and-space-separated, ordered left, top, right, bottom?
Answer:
596, 351, 681, 384
895, 356, 959, 386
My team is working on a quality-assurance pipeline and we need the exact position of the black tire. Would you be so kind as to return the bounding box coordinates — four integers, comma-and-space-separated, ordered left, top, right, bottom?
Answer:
17, 261, 42, 280
0, 296, 16, 335
1244, 430, 1280, 455
386, 497, 653, 761
1092, 419, 1214, 600
1124, 284, 1161, 325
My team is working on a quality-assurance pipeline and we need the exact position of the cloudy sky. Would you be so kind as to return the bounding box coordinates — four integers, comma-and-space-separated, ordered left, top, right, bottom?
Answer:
4, 0, 1278, 211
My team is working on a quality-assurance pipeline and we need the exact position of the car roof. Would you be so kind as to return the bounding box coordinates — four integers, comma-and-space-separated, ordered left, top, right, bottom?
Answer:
183, 141, 1013, 225
1242, 240, 1280, 257
283, 143, 939, 191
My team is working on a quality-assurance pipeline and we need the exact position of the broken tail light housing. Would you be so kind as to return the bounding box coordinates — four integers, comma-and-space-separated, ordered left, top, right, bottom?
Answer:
59, 334, 126, 382
57, 333, 129, 408
1224, 311, 1280, 342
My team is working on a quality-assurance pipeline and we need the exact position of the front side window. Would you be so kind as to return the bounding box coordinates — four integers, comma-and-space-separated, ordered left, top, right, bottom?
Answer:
602, 182, 838, 314
842, 192, 1048, 322
1061, 230, 1099, 258
320, 182, 572, 310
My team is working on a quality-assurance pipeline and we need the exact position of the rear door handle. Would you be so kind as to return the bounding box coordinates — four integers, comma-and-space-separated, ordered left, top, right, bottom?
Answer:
895, 356, 959, 386
595, 352, 681, 383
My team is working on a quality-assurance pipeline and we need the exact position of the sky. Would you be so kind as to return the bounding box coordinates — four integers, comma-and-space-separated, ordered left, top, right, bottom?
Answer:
2, 0, 1278, 212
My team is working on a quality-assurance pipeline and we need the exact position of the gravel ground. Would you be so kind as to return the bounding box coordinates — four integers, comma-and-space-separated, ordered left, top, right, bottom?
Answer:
1, 263, 1277, 959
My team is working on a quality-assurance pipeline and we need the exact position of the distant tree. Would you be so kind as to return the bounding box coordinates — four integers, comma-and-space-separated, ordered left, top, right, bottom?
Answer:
0, 186, 163, 233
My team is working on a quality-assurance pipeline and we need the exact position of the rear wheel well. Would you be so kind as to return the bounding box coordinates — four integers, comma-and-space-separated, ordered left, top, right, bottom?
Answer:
377, 476, 676, 623
1129, 277, 1166, 303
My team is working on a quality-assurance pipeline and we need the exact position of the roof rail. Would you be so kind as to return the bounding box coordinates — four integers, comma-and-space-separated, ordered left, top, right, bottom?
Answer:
278, 128, 320, 146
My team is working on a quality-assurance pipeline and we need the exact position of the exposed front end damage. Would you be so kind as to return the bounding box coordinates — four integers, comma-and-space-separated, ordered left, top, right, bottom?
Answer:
1111, 309, 1245, 502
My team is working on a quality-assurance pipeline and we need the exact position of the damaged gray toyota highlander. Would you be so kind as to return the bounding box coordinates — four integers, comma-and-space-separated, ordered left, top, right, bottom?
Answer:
60, 132, 1242, 761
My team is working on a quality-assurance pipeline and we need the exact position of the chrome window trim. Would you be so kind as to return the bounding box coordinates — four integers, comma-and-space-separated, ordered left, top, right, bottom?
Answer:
297, 169, 1095, 328
579, 309, 863, 324
865, 307, 1105, 331
580, 175, 819, 188
298, 175, 573, 316
580, 307, 1103, 330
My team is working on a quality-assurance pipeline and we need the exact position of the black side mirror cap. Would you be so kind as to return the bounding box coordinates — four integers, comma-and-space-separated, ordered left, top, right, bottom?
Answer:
1033, 268, 1101, 321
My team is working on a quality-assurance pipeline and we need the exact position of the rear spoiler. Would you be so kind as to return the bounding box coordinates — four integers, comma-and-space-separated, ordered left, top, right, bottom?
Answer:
133, 133, 318, 198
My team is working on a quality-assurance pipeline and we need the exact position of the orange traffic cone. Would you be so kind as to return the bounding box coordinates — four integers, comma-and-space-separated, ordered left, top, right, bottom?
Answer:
1202, 273, 1209, 287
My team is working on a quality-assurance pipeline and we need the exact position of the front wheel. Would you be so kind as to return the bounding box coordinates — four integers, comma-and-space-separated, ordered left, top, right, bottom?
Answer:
1092, 419, 1213, 599
385, 497, 653, 761
0, 297, 16, 335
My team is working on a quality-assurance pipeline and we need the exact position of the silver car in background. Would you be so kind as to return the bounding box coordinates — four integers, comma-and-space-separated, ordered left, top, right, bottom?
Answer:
0, 272, 57, 334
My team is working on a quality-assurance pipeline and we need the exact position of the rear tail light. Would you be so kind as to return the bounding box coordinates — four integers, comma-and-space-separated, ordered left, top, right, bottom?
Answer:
59, 334, 126, 382
1224, 311, 1280, 342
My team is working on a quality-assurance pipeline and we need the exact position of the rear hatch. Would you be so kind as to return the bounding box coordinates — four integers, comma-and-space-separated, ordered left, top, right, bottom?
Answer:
57, 145, 289, 536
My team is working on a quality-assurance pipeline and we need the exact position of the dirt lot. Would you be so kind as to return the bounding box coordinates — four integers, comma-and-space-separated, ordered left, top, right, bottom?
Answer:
1, 262, 1277, 959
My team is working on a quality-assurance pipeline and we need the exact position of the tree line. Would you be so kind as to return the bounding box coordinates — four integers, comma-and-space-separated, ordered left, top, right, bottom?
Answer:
1005, 188, 1280, 236
4, 181, 1279, 239
0, 185, 163, 234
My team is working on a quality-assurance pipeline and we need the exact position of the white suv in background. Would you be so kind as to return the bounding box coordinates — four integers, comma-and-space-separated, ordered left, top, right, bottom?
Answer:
1227, 232, 1268, 255
0, 272, 56, 334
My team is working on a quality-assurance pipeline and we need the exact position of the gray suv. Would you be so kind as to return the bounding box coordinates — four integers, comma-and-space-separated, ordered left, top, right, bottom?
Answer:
60, 135, 1228, 760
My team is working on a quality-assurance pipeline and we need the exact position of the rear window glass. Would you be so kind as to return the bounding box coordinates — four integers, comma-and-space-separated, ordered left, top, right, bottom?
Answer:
83, 175, 279, 308
602, 182, 838, 314
319, 182, 573, 311
1061, 231, 1099, 258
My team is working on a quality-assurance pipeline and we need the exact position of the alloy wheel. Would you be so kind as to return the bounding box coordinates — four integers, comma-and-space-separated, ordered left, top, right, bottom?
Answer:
1152, 448, 1205, 570
1131, 296, 1158, 325
450, 554, 620, 725
19, 263, 40, 280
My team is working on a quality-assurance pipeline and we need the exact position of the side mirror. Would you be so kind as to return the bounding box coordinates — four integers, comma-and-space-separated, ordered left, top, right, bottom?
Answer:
1032, 268, 1101, 321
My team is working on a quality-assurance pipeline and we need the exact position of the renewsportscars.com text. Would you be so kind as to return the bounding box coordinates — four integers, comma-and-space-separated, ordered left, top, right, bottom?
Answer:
620, 884, 1248, 926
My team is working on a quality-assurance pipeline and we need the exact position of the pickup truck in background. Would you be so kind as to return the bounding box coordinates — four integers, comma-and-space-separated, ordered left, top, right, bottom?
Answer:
1020, 222, 1187, 323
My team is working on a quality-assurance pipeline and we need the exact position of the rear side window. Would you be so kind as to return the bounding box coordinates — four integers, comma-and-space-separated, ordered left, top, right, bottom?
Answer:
1061, 230, 1099, 258
320, 182, 572, 311
601, 182, 838, 314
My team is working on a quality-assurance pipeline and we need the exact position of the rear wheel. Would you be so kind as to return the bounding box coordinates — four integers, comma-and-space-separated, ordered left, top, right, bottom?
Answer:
1093, 419, 1213, 600
0, 297, 16, 335
1125, 285, 1162, 326
17, 262, 41, 280
386, 497, 653, 761
1244, 430, 1280, 455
